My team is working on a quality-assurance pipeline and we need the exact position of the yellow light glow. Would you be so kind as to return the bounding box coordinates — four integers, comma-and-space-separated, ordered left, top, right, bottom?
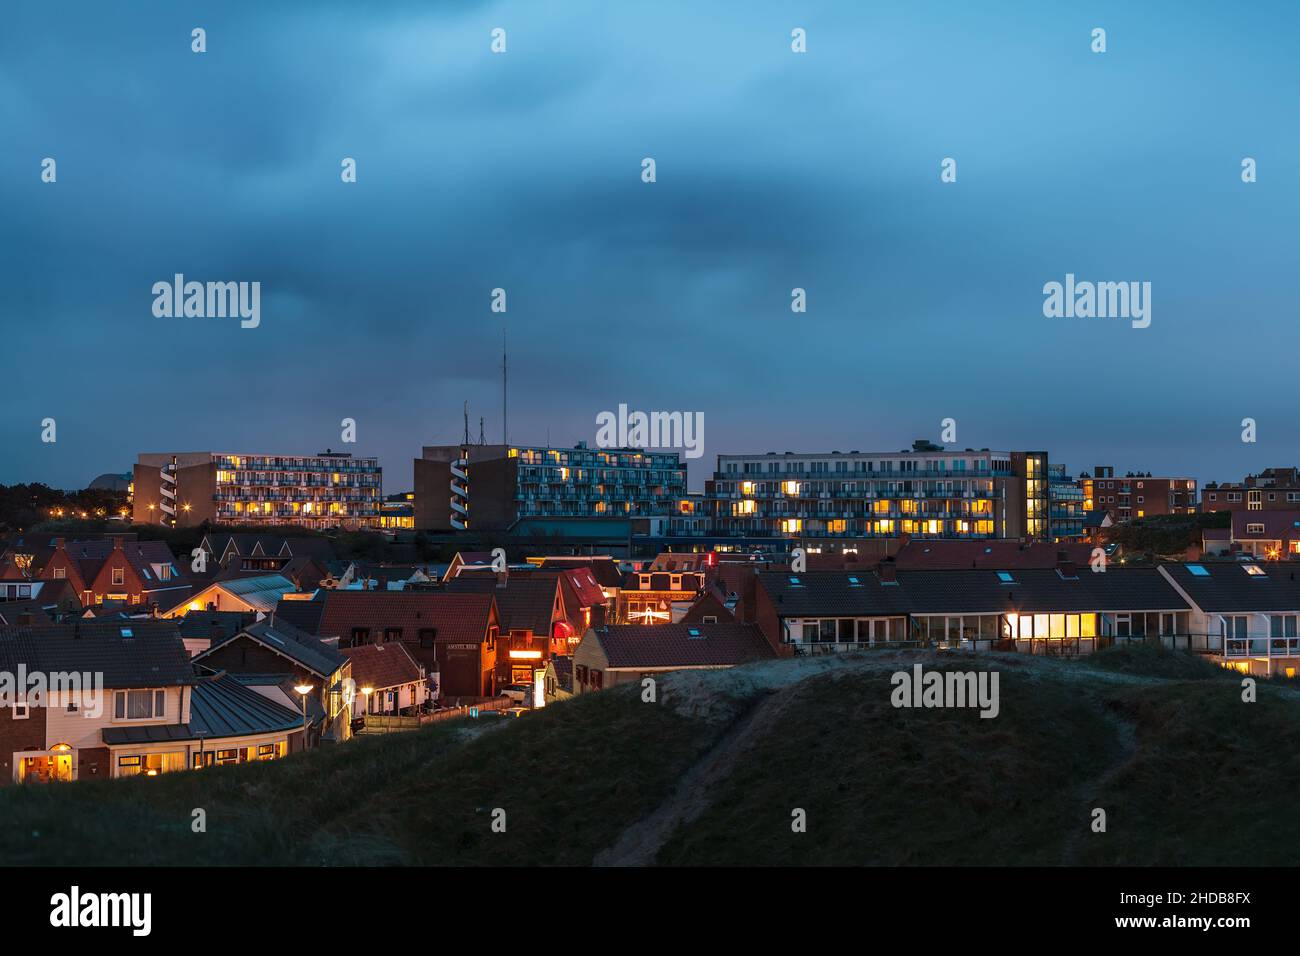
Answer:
508, 650, 543, 659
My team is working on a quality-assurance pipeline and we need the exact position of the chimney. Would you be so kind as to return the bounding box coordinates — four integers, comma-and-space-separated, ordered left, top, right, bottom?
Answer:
496, 569, 510, 589
111, 536, 124, 551
378, 575, 389, 591
53, 537, 65, 550
16, 611, 34, 626
877, 559, 897, 584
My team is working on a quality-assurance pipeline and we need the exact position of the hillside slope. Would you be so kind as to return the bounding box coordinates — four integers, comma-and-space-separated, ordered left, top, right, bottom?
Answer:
1, 646, 1296, 866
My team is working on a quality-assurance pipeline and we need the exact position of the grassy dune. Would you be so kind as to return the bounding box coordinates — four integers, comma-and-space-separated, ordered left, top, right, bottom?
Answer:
1, 646, 1295, 866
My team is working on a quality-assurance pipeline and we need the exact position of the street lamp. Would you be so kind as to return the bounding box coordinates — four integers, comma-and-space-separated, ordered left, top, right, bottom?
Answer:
294, 683, 314, 750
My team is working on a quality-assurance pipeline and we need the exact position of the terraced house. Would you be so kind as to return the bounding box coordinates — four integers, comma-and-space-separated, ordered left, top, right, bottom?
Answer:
749, 556, 1194, 658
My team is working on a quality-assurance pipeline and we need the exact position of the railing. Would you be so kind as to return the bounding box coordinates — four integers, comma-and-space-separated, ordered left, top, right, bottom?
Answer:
788, 634, 1234, 658
1223, 636, 1300, 659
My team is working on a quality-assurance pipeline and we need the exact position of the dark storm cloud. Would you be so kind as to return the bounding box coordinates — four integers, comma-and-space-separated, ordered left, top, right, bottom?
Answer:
3, 1, 1300, 490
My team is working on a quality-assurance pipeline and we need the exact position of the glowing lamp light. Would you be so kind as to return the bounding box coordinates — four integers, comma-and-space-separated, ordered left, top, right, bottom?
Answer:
294, 684, 314, 696
508, 650, 543, 660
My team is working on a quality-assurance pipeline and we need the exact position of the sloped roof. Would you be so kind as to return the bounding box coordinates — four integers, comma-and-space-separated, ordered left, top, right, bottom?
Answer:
893, 540, 1095, 570
549, 654, 573, 692
177, 610, 251, 643
316, 590, 496, 645
340, 642, 424, 690
1231, 511, 1300, 540
444, 574, 558, 634
273, 596, 326, 635
897, 567, 1188, 614
101, 672, 303, 744
238, 617, 346, 677
1162, 561, 1300, 612
757, 567, 1188, 616
537, 557, 623, 589
756, 570, 913, 617
192, 574, 295, 613
591, 623, 775, 669
0, 619, 194, 688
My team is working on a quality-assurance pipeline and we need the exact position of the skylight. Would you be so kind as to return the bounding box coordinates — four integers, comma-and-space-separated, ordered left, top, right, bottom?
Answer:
996, 571, 1014, 584
119, 628, 134, 639
1187, 564, 1210, 577
1244, 564, 1267, 577
687, 628, 701, 638
788, 576, 802, 587
847, 575, 861, 587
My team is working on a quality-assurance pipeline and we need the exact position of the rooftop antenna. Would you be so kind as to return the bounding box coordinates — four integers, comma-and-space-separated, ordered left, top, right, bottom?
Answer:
502, 327, 508, 446
462, 401, 470, 446
479, 417, 486, 445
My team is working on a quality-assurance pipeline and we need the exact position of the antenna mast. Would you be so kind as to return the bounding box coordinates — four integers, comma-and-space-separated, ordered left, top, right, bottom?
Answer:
502, 328, 508, 446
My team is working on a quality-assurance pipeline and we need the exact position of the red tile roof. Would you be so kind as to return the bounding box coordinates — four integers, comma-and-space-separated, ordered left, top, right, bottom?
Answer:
340, 642, 425, 690
317, 590, 496, 644
591, 623, 775, 669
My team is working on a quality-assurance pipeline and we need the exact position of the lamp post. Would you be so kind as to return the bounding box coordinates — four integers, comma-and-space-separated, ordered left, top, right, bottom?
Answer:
294, 683, 314, 751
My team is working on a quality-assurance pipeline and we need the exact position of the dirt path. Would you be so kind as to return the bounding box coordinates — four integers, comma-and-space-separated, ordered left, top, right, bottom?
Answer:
592, 688, 796, 866
1060, 697, 1139, 865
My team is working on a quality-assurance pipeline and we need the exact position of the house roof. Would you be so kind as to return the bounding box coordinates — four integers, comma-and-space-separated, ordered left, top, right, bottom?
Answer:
189, 574, 295, 613
1162, 561, 1300, 612
273, 596, 326, 635
0, 619, 194, 689
316, 590, 497, 645
101, 671, 303, 745
896, 567, 1188, 614
177, 610, 251, 643
1231, 511, 1300, 541
549, 654, 573, 692
537, 557, 623, 589
230, 617, 347, 678
892, 540, 1095, 571
590, 623, 775, 669
756, 567, 1188, 616
444, 574, 558, 634
756, 570, 914, 617
340, 642, 424, 691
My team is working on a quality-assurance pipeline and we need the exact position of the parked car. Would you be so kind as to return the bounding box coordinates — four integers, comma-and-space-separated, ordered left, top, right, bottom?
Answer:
498, 684, 530, 703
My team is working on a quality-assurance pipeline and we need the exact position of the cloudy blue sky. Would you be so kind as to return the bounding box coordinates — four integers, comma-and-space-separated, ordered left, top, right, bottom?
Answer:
3, 0, 1298, 491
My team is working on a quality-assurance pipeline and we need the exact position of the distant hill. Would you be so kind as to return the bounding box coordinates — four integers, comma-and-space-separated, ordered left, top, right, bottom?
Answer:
1, 646, 1296, 866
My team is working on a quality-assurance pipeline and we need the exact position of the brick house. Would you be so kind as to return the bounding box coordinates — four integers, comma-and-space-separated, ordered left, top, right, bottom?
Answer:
314, 591, 500, 701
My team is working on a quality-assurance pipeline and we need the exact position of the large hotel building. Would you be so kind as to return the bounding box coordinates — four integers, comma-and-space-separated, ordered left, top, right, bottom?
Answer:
414, 442, 689, 531
132, 451, 383, 529
703, 441, 1063, 545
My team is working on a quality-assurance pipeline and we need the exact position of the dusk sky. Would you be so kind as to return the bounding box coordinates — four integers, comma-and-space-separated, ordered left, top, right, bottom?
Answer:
3, 1, 1298, 492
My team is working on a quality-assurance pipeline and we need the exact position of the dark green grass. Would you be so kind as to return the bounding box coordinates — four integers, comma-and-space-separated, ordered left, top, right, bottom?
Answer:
1077, 642, 1236, 681
0, 686, 715, 866
1080, 679, 1300, 865
656, 664, 1117, 865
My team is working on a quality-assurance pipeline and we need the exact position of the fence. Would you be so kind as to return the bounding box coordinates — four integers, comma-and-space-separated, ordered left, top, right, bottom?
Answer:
421, 697, 517, 724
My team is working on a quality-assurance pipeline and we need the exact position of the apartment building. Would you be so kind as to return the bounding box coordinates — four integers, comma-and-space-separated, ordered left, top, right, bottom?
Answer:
1080, 466, 1197, 522
1203, 467, 1300, 514
132, 451, 382, 529
703, 440, 1053, 547
413, 441, 688, 531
